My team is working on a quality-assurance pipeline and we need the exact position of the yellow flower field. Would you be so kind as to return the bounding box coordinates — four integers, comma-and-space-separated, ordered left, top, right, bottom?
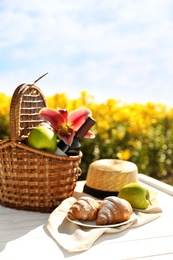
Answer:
0, 91, 173, 185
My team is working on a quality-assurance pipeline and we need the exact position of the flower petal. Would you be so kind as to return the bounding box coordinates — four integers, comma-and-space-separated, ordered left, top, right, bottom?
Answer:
84, 131, 95, 139
58, 128, 75, 146
39, 108, 66, 131
58, 108, 68, 122
68, 108, 92, 131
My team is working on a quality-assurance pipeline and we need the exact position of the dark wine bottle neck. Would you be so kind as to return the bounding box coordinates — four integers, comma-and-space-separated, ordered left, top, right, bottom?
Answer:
56, 116, 96, 156
75, 117, 96, 139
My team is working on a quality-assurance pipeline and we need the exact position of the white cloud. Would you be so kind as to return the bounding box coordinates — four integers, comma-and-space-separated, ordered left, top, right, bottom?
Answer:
1, 0, 173, 106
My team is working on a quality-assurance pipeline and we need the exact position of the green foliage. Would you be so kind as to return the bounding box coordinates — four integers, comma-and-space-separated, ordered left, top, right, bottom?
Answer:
1, 91, 173, 185
0, 93, 10, 139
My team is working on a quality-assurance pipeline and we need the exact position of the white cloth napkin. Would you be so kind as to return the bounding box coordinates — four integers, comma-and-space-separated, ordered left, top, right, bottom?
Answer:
46, 193, 162, 253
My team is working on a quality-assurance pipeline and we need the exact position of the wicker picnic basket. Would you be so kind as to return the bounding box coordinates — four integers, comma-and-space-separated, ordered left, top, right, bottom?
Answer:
0, 81, 82, 212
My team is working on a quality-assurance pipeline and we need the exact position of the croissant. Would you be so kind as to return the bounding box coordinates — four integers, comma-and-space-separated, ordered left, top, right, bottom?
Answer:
67, 196, 100, 221
96, 196, 133, 225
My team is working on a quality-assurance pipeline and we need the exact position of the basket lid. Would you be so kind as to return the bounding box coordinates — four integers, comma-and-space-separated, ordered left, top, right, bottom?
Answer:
10, 74, 47, 142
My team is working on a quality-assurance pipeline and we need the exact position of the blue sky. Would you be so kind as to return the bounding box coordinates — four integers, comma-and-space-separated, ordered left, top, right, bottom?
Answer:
1, 0, 173, 106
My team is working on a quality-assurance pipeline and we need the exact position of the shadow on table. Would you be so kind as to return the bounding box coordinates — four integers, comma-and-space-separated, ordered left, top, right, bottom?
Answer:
0, 206, 49, 252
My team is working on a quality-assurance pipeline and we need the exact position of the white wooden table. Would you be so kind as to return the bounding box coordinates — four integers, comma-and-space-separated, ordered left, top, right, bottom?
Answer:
0, 174, 173, 260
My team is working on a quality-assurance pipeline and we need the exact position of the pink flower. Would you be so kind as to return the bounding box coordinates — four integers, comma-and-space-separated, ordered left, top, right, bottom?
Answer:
39, 107, 94, 145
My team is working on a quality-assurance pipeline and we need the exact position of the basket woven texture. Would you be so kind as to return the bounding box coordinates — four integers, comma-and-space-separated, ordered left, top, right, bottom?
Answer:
0, 83, 82, 212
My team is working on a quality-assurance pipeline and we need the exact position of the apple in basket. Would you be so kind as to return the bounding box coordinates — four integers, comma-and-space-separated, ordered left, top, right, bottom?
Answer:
27, 125, 57, 153
118, 183, 150, 209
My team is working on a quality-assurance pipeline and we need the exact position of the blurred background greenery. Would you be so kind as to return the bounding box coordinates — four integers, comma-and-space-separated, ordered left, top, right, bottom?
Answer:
1, 91, 173, 186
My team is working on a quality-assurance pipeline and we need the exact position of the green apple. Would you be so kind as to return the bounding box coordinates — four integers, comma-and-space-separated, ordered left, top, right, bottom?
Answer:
27, 125, 57, 153
118, 183, 150, 209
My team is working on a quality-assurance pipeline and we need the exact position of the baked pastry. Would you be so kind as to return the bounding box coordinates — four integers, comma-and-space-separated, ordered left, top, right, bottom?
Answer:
67, 196, 100, 221
96, 196, 133, 225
